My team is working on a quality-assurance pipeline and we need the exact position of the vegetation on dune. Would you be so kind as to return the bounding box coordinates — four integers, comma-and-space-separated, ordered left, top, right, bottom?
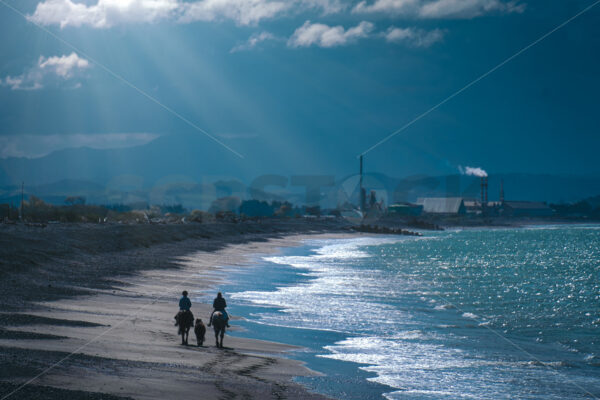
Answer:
0, 196, 324, 224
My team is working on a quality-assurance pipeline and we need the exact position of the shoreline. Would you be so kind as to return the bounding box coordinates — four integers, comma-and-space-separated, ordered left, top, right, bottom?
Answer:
3, 222, 596, 399
0, 221, 352, 399
203, 235, 402, 400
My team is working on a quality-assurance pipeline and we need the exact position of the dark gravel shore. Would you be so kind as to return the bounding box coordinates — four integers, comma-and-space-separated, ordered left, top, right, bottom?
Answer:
0, 219, 349, 400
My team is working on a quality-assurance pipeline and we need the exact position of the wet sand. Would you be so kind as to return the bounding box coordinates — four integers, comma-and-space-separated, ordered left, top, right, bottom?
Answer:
0, 221, 352, 399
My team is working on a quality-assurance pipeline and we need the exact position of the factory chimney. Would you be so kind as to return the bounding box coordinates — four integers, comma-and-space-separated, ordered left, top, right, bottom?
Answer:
480, 176, 488, 209
359, 155, 366, 211
485, 176, 488, 204
499, 179, 504, 204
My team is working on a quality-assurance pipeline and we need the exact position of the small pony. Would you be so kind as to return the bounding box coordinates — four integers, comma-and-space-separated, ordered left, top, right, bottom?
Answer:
194, 318, 206, 347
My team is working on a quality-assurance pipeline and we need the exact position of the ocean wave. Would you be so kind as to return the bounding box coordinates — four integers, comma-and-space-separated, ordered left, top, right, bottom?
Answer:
523, 360, 573, 368
434, 304, 455, 310
384, 389, 480, 399
223, 227, 600, 399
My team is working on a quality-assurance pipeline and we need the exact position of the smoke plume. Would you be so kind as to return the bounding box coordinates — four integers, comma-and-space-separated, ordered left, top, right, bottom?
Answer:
459, 166, 488, 178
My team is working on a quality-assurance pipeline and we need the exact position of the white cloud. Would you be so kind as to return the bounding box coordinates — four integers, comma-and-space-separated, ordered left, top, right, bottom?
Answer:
300, 0, 346, 14
179, 0, 289, 26
0, 133, 160, 159
384, 26, 444, 47
2, 52, 90, 91
230, 31, 279, 52
354, 0, 419, 15
354, 0, 524, 18
288, 20, 374, 48
28, 0, 301, 27
28, 0, 180, 28
39, 52, 90, 78
26, 0, 525, 38
27, 0, 353, 28
419, 0, 524, 18
27, 0, 524, 29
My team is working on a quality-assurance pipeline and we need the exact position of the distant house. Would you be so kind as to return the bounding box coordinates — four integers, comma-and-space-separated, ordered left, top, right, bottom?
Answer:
417, 197, 466, 215
502, 201, 553, 217
388, 203, 423, 216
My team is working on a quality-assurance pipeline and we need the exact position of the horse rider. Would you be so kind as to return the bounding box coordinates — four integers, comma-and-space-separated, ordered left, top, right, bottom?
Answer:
175, 290, 193, 326
180, 290, 192, 311
208, 292, 230, 327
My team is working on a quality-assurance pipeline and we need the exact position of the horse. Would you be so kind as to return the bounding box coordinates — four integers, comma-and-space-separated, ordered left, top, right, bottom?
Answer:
175, 310, 194, 345
211, 311, 227, 348
194, 318, 206, 347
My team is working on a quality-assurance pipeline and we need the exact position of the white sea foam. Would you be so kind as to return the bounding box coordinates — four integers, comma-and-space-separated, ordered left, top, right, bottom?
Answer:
227, 228, 600, 399
232, 237, 413, 333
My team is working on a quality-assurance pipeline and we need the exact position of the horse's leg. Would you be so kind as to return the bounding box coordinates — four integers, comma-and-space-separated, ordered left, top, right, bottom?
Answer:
214, 328, 219, 347
220, 327, 225, 348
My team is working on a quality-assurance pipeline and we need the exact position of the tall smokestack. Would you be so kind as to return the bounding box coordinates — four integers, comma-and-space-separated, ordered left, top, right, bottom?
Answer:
359, 155, 366, 211
481, 177, 484, 206
480, 177, 488, 208
500, 179, 504, 204
485, 177, 488, 205
359, 155, 363, 189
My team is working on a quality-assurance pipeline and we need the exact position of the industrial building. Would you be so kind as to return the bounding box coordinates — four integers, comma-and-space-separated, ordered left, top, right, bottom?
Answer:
417, 197, 466, 215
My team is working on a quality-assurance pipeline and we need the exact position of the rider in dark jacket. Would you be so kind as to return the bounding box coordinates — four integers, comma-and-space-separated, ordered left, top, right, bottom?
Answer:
175, 290, 193, 327
208, 292, 229, 327
179, 290, 192, 311
213, 294, 226, 311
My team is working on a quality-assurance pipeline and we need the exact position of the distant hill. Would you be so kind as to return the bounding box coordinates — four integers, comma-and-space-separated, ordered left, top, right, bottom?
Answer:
0, 134, 247, 187
1, 136, 600, 207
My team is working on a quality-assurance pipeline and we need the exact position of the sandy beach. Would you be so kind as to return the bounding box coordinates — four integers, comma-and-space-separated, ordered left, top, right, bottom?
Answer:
0, 220, 351, 399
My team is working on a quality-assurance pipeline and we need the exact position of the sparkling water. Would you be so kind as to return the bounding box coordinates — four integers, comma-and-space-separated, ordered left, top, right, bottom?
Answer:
211, 226, 600, 399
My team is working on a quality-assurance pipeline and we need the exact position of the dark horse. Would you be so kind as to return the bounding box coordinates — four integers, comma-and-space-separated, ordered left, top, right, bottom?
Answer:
175, 310, 194, 345
194, 318, 206, 347
211, 311, 226, 348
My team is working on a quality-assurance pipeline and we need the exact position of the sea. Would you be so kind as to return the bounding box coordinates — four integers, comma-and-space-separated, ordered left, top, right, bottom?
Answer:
195, 225, 600, 399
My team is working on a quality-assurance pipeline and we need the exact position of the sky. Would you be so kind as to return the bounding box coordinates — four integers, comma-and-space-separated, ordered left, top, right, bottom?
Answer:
0, 0, 599, 183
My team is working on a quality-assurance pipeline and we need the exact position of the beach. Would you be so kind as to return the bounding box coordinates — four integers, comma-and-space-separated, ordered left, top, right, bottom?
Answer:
0, 220, 349, 400
2, 222, 599, 400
